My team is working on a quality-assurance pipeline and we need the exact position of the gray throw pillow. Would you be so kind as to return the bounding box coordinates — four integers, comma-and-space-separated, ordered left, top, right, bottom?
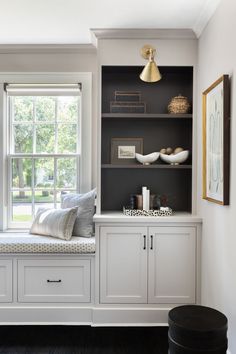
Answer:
61, 189, 96, 237
30, 207, 78, 241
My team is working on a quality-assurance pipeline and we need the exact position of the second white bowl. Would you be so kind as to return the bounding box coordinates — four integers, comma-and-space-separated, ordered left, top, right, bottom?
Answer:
160, 150, 189, 165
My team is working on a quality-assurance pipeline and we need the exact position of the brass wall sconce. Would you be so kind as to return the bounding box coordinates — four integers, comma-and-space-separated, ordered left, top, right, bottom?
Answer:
139, 45, 162, 83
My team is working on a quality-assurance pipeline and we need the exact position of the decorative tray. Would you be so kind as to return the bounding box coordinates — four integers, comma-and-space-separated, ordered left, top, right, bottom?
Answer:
123, 207, 172, 217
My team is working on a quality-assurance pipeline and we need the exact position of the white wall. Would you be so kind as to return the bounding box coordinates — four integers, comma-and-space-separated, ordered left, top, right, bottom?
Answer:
197, 0, 236, 351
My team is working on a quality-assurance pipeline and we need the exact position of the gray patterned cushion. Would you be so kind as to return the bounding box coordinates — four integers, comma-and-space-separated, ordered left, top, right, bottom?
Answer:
61, 189, 96, 238
30, 207, 78, 241
0, 233, 95, 254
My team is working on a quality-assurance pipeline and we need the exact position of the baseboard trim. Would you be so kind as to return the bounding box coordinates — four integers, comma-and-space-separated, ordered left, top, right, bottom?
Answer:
93, 307, 170, 326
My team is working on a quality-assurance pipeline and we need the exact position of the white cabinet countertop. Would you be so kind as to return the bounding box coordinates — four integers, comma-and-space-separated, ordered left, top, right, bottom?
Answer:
93, 212, 202, 224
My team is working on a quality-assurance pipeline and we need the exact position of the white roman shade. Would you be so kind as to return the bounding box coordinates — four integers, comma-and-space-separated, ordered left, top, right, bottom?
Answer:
5, 83, 81, 96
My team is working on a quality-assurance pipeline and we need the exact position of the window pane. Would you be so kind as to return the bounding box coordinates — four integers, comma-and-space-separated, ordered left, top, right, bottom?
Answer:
58, 124, 77, 153
14, 124, 33, 153
56, 158, 77, 189
12, 158, 32, 188
13, 97, 34, 122
12, 191, 32, 222
58, 96, 78, 122
36, 124, 55, 153
35, 190, 54, 203
36, 97, 55, 121
34, 158, 54, 188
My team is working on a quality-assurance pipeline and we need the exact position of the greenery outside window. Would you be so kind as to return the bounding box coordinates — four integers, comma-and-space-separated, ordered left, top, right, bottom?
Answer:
7, 84, 81, 227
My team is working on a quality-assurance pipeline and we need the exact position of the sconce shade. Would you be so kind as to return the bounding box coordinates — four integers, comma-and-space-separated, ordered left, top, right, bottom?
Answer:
139, 45, 162, 83
139, 60, 162, 83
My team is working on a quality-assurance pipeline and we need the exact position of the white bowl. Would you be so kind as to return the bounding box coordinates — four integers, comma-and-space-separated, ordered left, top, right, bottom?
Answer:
135, 152, 160, 165
160, 150, 189, 165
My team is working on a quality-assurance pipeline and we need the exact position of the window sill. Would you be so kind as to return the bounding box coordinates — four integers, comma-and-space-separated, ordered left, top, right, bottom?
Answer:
1, 229, 30, 234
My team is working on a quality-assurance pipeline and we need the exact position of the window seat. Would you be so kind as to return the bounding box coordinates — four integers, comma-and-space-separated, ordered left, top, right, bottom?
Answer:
0, 233, 95, 254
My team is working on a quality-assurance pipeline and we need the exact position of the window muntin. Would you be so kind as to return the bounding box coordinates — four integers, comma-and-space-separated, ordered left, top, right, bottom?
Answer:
8, 90, 80, 227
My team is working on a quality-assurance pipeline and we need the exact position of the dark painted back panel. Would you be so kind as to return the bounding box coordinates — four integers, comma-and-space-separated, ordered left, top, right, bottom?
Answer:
102, 66, 193, 114
101, 168, 192, 212
101, 66, 193, 212
102, 118, 192, 164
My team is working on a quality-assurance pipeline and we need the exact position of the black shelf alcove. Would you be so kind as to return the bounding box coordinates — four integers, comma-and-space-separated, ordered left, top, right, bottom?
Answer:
101, 65, 193, 212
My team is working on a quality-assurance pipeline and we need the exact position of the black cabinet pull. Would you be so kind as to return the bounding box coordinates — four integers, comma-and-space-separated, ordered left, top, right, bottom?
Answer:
47, 279, 62, 283
143, 235, 146, 250
150, 235, 153, 250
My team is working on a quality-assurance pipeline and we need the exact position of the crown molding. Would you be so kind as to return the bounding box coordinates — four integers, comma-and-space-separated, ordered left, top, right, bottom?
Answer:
0, 44, 96, 54
91, 28, 197, 41
193, 0, 221, 37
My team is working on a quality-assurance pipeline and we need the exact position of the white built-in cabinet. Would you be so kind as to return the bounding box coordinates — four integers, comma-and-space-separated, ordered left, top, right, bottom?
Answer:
0, 220, 201, 325
100, 225, 196, 304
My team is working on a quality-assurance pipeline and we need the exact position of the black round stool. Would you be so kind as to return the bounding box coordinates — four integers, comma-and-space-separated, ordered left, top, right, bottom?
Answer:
168, 305, 228, 354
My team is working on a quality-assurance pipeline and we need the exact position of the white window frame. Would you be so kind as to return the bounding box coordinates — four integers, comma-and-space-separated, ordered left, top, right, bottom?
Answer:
0, 72, 92, 230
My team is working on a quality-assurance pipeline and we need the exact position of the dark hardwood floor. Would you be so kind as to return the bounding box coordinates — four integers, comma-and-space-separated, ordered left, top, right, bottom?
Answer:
0, 326, 168, 354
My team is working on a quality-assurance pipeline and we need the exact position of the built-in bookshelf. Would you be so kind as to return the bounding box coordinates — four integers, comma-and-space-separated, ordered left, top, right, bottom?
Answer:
101, 65, 193, 212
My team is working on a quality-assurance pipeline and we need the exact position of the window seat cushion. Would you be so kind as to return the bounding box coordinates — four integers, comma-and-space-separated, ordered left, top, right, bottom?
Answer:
0, 233, 95, 254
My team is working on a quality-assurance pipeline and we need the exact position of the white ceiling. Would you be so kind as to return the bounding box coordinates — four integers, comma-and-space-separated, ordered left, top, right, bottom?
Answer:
0, 0, 221, 44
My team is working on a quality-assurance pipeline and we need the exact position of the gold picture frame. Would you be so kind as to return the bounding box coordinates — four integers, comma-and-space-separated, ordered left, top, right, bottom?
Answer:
202, 75, 230, 205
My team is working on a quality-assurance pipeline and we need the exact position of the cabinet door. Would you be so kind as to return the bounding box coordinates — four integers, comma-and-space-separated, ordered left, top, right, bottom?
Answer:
148, 227, 196, 304
0, 260, 12, 302
100, 226, 147, 303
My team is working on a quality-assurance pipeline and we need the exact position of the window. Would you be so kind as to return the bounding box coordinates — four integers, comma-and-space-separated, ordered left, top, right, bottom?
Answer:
0, 74, 92, 230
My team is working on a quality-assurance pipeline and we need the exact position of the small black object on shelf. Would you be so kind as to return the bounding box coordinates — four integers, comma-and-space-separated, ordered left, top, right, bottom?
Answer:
168, 305, 228, 354
129, 194, 137, 210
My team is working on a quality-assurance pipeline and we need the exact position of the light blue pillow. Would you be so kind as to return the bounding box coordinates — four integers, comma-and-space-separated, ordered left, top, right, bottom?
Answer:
61, 189, 96, 237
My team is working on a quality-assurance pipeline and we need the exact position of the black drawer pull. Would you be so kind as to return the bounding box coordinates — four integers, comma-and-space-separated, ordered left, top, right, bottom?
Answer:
150, 235, 153, 250
143, 235, 146, 250
47, 279, 62, 283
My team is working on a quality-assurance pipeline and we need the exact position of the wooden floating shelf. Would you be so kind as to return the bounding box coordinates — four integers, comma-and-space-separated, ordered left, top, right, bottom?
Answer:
101, 164, 192, 169
102, 113, 192, 119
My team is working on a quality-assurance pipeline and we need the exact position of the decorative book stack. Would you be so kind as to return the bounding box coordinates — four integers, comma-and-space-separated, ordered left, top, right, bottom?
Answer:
123, 186, 173, 217
110, 91, 146, 113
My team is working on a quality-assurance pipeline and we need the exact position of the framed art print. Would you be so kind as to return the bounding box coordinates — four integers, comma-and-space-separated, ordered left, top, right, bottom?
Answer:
202, 75, 230, 205
110, 138, 143, 165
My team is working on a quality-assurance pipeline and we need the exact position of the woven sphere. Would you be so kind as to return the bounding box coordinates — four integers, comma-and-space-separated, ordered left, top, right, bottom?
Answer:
168, 94, 190, 114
